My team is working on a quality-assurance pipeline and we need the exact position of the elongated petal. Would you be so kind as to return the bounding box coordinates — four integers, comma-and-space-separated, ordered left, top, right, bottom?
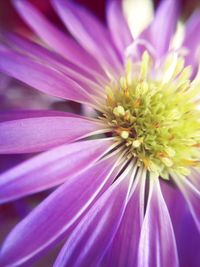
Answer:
0, 156, 117, 267
174, 175, 200, 232
163, 180, 200, 267
142, 0, 179, 57
183, 10, 200, 55
177, 212, 200, 267
160, 179, 186, 228
106, 0, 133, 58
0, 115, 105, 153
0, 110, 84, 122
102, 167, 146, 267
5, 32, 108, 88
137, 177, 179, 267
13, 0, 105, 76
0, 73, 10, 92
0, 138, 113, 203
51, 0, 122, 75
0, 49, 93, 104
54, 167, 133, 267
188, 169, 200, 191
183, 11, 200, 74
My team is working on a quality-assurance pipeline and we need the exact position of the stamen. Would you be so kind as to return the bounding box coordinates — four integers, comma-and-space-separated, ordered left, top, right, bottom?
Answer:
102, 51, 200, 179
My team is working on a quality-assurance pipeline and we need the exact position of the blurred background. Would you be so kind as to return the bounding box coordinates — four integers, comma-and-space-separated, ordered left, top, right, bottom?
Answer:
0, 0, 200, 33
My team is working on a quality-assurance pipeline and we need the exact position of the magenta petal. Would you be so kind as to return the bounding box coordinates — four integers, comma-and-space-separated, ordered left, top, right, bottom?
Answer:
161, 180, 200, 267
54, 169, 133, 267
182, 11, 200, 75
142, 0, 179, 57
51, 0, 122, 75
13, 0, 104, 75
0, 138, 113, 203
0, 156, 117, 266
102, 168, 145, 267
137, 177, 179, 267
188, 169, 200, 191
0, 73, 10, 92
0, 110, 84, 122
0, 115, 104, 153
5, 32, 108, 88
106, 0, 133, 58
174, 175, 200, 233
178, 213, 200, 267
0, 49, 93, 104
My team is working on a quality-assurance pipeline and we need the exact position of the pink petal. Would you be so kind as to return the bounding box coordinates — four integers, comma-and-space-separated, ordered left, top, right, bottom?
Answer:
0, 49, 94, 104
0, 138, 113, 203
13, 0, 105, 76
54, 168, 133, 267
106, 0, 133, 58
0, 110, 84, 122
102, 167, 146, 267
188, 169, 200, 191
182, 10, 200, 76
5, 32, 108, 87
0, 115, 105, 153
0, 156, 117, 266
174, 175, 200, 233
137, 177, 179, 267
161, 180, 200, 267
51, 0, 122, 76
141, 0, 179, 57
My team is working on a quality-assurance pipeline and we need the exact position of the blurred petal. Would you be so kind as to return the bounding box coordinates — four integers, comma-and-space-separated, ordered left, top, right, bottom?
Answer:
0, 110, 84, 122
13, 0, 104, 75
0, 156, 117, 267
0, 47, 96, 104
0, 138, 113, 203
51, 0, 122, 75
123, 0, 153, 38
183, 10, 200, 54
188, 169, 200, 191
141, 0, 179, 57
137, 177, 179, 267
106, 0, 133, 58
54, 167, 133, 267
0, 73, 11, 92
5, 32, 108, 87
0, 115, 105, 153
171, 22, 184, 50
183, 10, 200, 75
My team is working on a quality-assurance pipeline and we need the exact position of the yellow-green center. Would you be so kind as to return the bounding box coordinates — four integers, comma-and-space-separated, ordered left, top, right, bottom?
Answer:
103, 51, 200, 179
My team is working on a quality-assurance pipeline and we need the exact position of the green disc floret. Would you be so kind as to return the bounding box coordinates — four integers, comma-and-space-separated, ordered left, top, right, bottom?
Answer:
104, 51, 200, 179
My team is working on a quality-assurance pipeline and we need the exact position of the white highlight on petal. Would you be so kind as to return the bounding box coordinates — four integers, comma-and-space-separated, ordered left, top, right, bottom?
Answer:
137, 175, 179, 267
171, 21, 185, 50
123, 0, 153, 38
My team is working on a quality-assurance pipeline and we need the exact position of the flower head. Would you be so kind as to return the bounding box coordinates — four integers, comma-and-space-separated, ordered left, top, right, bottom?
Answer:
0, 0, 200, 266
103, 51, 200, 179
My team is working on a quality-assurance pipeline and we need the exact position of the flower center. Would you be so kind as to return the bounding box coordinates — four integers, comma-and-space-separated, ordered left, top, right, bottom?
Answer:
103, 51, 200, 179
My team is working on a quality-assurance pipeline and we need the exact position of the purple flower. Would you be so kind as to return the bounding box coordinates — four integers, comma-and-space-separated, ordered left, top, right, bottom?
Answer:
0, 0, 200, 266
